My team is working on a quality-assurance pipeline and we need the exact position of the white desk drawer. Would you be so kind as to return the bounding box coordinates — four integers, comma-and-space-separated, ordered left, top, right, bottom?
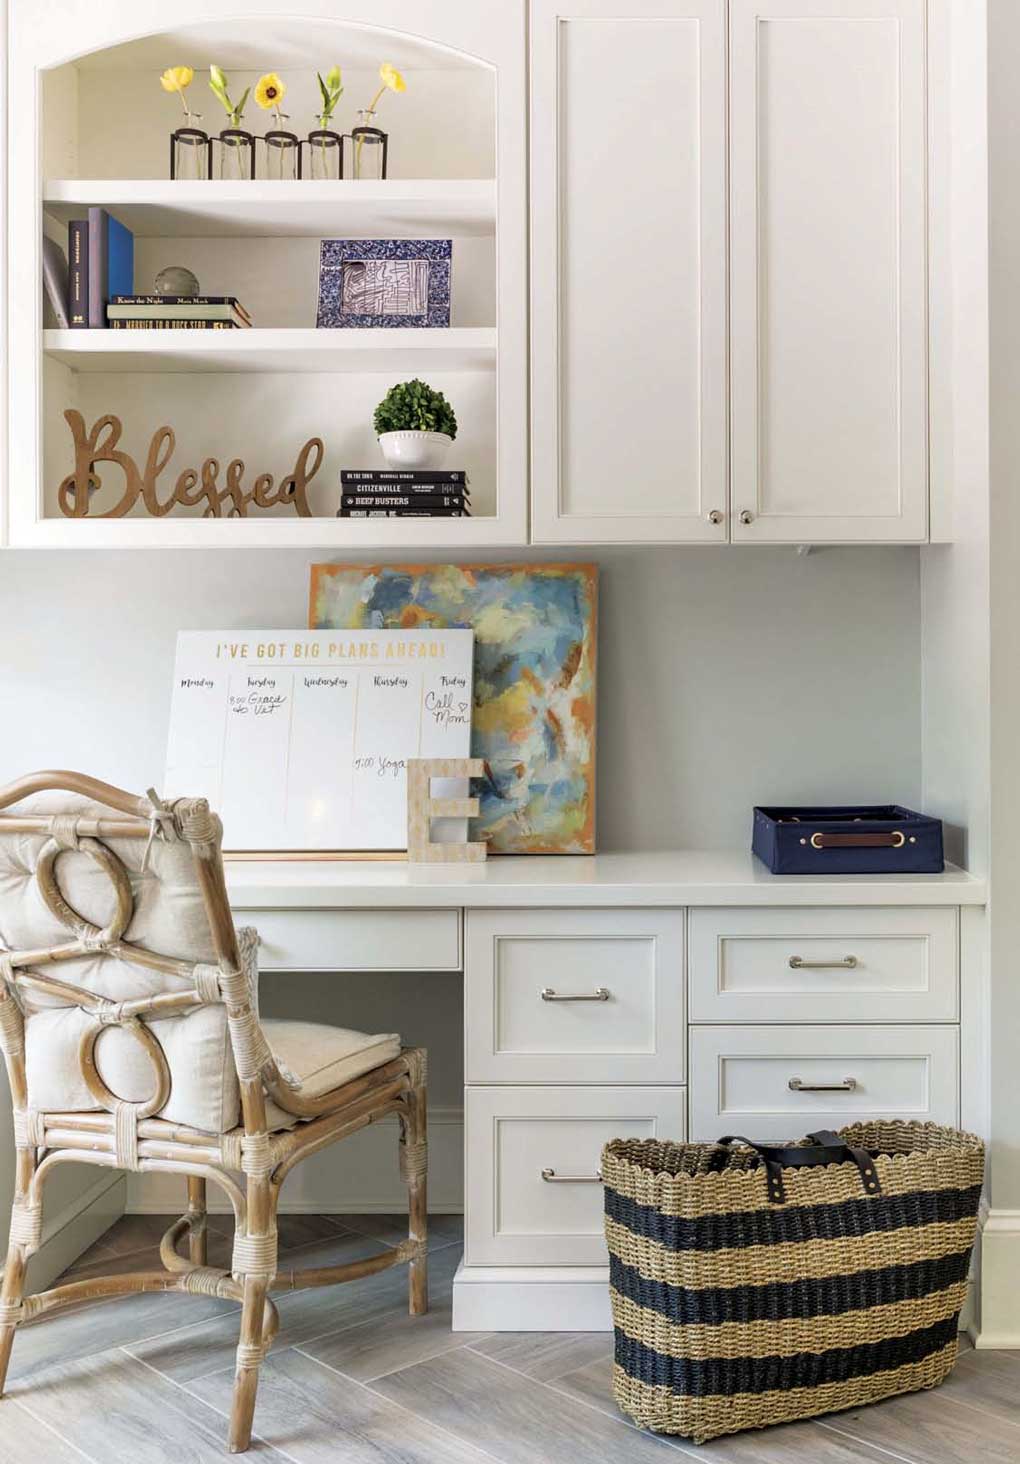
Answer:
689, 907, 958, 1023
689, 1025, 959, 1141
464, 909, 685, 1083
238, 908, 461, 972
465, 1085, 686, 1266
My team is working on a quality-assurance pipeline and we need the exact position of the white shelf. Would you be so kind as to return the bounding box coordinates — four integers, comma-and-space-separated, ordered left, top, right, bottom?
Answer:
42, 179, 496, 238
43, 327, 497, 374
16, 514, 516, 551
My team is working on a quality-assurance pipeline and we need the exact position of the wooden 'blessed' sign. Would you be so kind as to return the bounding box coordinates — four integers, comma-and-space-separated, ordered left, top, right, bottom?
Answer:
58, 410, 321, 518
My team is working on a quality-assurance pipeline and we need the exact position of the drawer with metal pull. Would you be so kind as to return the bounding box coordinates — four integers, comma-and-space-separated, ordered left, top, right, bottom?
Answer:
688, 907, 958, 1023
464, 909, 685, 1083
689, 1024, 959, 1141
464, 1085, 687, 1265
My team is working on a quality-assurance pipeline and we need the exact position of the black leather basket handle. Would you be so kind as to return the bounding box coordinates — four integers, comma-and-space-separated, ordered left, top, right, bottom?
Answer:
712, 1130, 882, 1204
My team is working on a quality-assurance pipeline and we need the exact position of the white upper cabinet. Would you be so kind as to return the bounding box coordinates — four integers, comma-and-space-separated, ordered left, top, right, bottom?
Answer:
729, 0, 928, 542
530, 0, 727, 543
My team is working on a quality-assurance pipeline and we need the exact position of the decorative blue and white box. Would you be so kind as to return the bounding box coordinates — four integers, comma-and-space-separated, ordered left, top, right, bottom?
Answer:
316, 239, 452, 328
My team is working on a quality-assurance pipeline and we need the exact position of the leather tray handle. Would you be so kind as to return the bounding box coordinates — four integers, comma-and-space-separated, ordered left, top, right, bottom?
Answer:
810, 830, 905, 849
710, 1131, 882, 1204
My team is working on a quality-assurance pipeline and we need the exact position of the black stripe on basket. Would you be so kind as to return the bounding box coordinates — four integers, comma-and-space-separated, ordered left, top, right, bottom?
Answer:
614, 1313, 960, 1398
609, 1247, 972, 1328
605, 1182, 982, 1254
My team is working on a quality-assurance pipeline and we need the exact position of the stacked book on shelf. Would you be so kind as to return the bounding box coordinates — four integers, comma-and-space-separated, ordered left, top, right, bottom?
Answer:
107, 296, 252, 330
338, 470, 471, 518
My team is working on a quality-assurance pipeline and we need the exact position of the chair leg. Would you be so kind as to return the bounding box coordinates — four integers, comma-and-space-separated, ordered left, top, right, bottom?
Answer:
402, 1051, 429, 1317
0, 1145, 40, 1397
228, 1273, 270, 1454
0, 1242, 27, 1396
186, 1176, 208, 1265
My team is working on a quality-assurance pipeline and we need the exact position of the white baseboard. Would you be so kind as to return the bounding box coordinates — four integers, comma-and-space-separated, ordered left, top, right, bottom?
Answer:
972, 1207, 1020, 1348
26, 1173, 125, 1292
126, 1108, 463, 1215
452, 1261, 613, 1332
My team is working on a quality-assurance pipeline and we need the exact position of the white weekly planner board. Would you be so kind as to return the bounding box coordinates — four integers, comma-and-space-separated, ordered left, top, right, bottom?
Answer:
165, 629, 475, 852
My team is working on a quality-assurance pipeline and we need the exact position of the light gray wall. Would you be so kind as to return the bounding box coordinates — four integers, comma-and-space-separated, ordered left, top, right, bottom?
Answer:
0, 544, 922, 850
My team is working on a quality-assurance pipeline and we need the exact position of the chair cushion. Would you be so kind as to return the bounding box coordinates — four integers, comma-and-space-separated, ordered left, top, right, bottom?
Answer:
25, 1003, 236, 1132
263, 1019, 402, 1130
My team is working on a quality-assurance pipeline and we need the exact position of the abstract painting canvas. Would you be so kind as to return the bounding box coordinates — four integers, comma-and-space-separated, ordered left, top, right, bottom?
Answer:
316, 240, 452, 328
308, 563, 598, 853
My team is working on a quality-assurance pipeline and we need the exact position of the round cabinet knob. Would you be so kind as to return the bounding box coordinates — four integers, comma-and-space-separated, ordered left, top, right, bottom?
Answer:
707, 509, 724, 525
739, 509, 754, 525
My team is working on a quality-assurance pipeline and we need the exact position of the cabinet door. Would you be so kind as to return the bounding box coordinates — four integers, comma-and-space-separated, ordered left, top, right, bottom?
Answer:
530, 0, 727, 543
730, 0, 927, 542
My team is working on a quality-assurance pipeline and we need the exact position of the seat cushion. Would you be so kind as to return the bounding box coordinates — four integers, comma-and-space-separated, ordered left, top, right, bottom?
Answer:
263, 1019, 401, 1130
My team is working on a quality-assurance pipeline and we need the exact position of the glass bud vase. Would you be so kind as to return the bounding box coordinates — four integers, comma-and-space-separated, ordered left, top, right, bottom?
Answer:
349, 110, 388, 180
262, 129, 302, 180
216, 128, 255, 180
170, 127, 210, 181
307, 129, 343, 180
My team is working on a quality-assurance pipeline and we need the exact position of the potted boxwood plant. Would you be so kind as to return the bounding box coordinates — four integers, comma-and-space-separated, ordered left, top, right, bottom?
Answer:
374, 379, 457, 469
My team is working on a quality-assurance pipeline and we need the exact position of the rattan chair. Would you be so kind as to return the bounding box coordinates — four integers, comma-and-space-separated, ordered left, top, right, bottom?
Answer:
0, 771, 428, 1453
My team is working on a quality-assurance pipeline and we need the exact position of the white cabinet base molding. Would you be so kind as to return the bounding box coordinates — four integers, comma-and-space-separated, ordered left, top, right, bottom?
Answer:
973, 1210, 1020, 1348
452, 1262, 613, 1332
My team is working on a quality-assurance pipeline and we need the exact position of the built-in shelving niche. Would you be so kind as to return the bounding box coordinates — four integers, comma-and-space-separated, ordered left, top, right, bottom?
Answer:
16, 8, 527, 547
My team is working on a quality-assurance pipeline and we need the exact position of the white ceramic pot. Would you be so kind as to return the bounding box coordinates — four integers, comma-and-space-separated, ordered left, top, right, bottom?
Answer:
377, 431, 453, 470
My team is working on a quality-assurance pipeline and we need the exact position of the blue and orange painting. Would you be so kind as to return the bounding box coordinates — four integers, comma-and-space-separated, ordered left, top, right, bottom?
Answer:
308, 563, 598, 853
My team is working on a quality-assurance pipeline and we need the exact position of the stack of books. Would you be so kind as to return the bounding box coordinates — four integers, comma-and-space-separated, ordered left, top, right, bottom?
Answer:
106, 295, 252, 330
338, 470, 471, 518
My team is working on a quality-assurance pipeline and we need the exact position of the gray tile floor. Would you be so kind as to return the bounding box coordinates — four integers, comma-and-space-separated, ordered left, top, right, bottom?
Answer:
1, 1214, 1016, 1463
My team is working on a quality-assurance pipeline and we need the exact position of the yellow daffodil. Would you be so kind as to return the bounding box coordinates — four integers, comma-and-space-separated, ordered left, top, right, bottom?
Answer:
160, 66, 198, 119
379, 62, 406, 94
160, 65, 194, 94
254, 72, 287, 111
366, 61, 407, 115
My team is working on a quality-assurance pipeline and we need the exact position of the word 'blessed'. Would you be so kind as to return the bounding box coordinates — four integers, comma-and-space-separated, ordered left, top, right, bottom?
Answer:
58, 411, 322, 518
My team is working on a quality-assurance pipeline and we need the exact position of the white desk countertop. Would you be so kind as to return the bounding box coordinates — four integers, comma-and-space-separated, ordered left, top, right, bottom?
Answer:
225, 849, 986, 909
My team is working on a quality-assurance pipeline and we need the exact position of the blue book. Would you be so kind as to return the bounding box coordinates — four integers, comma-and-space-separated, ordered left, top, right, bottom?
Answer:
87, 207, 134, 327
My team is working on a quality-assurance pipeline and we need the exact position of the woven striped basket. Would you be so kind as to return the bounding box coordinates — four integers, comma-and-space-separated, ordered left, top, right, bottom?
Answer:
601, 1122, 984, 1443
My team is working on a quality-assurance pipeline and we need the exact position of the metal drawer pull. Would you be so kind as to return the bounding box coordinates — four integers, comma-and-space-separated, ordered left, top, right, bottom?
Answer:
788, 1077, 858, 1093
541, 1168, 602, 1183
540, 987, 610, 1002
788, 955, 858, 970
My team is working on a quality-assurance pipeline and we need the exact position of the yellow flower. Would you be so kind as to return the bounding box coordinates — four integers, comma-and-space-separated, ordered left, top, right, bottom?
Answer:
378, 62, 406, 93
160, 66, 194, 94
254, 73, 287, 110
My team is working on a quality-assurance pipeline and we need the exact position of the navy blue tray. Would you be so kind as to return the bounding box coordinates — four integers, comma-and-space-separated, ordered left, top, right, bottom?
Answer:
752, 805, 944, 875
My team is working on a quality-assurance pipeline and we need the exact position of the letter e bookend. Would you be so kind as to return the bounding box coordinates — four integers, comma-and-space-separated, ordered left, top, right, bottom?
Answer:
407, 759, 487, 863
